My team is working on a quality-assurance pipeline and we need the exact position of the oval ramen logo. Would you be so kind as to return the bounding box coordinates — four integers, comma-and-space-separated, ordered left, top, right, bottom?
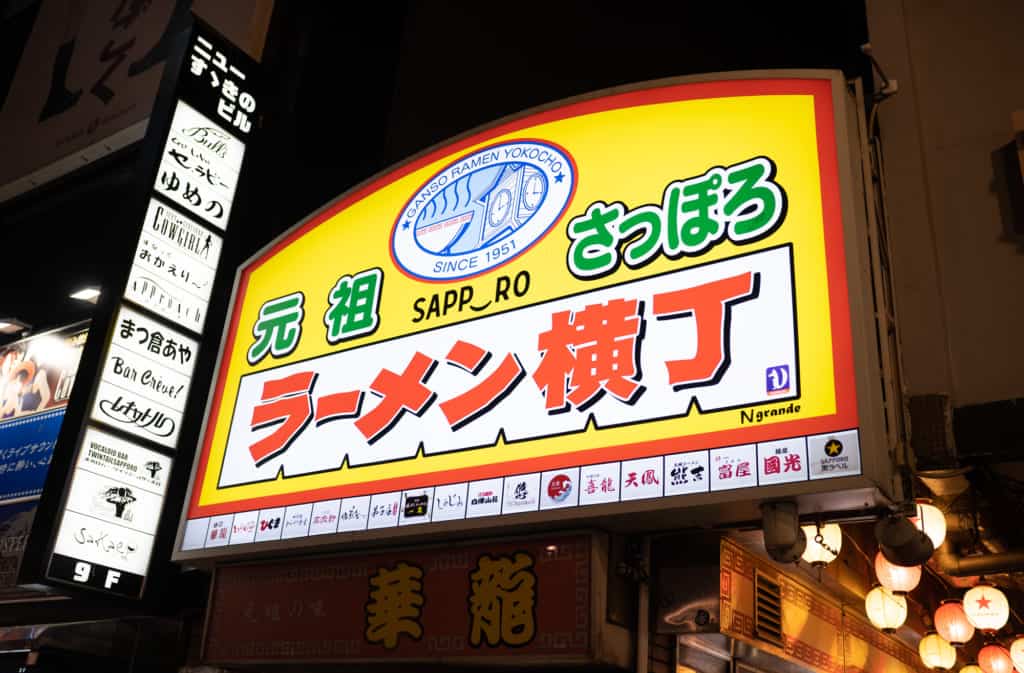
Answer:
392, 140, 575, 281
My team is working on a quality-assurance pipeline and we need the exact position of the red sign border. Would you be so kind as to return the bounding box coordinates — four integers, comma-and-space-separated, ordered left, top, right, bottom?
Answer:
188, 77, 857, 518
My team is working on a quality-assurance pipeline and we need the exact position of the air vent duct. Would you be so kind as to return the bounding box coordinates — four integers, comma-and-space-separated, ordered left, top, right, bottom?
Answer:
754, 571, 784, 648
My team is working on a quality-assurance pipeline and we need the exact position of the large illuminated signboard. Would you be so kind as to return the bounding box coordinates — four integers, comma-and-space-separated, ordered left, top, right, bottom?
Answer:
178, 73, 873, 553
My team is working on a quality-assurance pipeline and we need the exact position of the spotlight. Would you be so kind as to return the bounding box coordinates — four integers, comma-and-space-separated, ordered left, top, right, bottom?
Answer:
875, 513, 934, 567
70, 287, 101, 303
761, 501, 806, 563
0, 318, 30, 335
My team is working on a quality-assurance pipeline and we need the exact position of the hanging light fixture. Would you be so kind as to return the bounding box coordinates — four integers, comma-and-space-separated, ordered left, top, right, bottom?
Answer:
865, 585, 907, 633
964, 584, 1010, 633
977, 644, 1014, 673
912, 499, 948, 549
935, 600, 976, 647
801, 523, 842, 567
919, 632, 957, 670
1009, 637, 1024, 671
960, 666, 983, 673
874, 551, 922, 595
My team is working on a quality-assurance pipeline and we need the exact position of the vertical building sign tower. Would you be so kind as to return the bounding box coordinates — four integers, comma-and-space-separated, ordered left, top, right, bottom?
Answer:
40, 17, 259, 598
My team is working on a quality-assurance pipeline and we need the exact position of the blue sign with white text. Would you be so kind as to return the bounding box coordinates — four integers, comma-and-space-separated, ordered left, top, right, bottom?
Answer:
0, 408, 65, 502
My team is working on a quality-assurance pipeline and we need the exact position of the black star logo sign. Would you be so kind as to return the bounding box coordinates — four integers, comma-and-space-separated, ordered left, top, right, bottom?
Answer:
824, 439, 843, 457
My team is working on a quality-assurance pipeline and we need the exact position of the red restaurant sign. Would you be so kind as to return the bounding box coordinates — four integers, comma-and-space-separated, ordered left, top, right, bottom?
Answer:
204, 534, 592, 664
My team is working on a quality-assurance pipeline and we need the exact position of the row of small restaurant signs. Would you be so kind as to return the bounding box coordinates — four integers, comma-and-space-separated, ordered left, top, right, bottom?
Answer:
37, 25, 258, 597
174, 71, 874, 562
184, 429, 860, 549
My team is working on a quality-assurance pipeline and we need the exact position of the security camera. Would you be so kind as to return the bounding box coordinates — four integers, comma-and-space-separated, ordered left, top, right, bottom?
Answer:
761, 501, 806, 563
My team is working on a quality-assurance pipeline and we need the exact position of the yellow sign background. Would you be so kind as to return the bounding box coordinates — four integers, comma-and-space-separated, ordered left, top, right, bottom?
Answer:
190, 78, 854, 516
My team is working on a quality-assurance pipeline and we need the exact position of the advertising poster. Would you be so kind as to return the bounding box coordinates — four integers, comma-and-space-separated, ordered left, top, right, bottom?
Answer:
0, 0, 270, 200
0, 501, 38, 588
0, 324, 88, 501
180, 73, 867, 553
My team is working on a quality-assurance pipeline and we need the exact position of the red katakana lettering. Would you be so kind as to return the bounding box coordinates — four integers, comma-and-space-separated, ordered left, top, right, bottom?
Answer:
533, 298, 644, 412
446, 339, 489, 373
315, 389, 363, 426
355, 352, 436, 443
249, 371, 316, 465
652, 272, 759, 389
440, 340, 525, 430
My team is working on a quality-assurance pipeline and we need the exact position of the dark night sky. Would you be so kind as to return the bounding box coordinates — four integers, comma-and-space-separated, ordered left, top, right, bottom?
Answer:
0, 0, 870, 340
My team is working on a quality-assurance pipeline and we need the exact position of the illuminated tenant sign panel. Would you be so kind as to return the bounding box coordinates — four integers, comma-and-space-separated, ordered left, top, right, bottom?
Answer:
177, 71, 885, 556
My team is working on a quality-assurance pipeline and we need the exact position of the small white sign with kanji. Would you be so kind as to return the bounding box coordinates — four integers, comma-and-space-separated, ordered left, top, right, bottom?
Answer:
620, 457, 663, 501
709, 444, 757, 491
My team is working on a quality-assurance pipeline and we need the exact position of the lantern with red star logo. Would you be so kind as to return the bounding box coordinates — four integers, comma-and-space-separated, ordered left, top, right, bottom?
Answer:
964, 585, 1010, 633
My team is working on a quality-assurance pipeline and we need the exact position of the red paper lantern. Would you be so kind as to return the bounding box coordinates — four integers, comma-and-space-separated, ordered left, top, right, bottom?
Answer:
978, 644, 1014, 673
874, 550, 922, 595
935, 599, 976, 647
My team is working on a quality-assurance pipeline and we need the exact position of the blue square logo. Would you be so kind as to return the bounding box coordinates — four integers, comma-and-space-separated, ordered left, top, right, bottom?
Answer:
766, 365, 791, 395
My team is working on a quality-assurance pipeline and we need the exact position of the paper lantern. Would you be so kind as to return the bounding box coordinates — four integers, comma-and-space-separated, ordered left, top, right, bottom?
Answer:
964, 585, 1010, 633
801, 523, 842, 567
865, 585, 907, 633
978, 644, 1014, 673
935, 599, 976, 647
919, 632, 957, 670
960, 666, 983, 673
1009, 637, 1024, 671
875, 551, 922, 595
912, 500, 947, 549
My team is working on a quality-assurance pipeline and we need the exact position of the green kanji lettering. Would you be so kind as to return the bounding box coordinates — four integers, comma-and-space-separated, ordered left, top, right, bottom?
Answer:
325, 267, 383, 343
248, 292, 305, 365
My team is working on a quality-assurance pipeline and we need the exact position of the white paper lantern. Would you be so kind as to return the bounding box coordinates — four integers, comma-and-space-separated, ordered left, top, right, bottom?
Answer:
919, 632, 957, 670
801, 523, 842, 567
1008, 636, 1024, 671
912, 500, 947, 549
865, 585, 907, 633
964, 585, 1010, 633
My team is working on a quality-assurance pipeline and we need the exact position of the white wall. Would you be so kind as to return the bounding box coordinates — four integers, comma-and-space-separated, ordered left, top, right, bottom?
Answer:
867, 0, 1024, 406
